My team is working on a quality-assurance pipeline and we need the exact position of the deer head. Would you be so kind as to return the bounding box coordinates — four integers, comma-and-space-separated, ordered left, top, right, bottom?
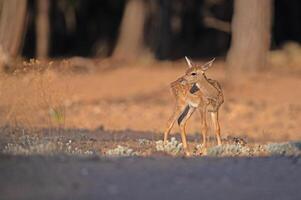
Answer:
184, 56, 215, 83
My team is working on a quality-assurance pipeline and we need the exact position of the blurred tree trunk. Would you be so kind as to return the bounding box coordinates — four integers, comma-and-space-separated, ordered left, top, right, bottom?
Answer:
113, 0, 147, 60
36, 0, 50, 59
155, 0, 171, 60
227, 0, 272, 72
0, 0, 27, 68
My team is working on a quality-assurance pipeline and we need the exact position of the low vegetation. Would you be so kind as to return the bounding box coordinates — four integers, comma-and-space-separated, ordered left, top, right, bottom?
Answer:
155, 137, 183, 155
106, 145, 137, 157
1, 132, 301, 157
2, 134, 95, 156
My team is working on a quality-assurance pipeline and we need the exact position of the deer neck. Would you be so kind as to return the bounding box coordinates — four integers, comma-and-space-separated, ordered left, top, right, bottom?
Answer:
195, 75, 219, 99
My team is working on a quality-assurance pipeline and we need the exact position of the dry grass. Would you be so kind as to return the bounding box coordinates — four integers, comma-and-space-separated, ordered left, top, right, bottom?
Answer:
0, 59, 69, 130
1, 129, 300, 157
0, 58, 301, 158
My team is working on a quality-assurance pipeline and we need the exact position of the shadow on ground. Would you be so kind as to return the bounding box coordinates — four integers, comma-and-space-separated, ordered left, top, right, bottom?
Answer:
1, 155, 301, 200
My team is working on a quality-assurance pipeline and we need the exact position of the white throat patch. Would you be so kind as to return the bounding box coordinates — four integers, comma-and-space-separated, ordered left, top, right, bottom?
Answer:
188, 101, 199, 108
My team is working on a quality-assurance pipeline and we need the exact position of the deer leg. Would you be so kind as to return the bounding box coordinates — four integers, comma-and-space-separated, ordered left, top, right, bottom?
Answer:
178, 105, 195, 156
211, 111, 222, 146
198, 106, 208, 148
163, 105, 185, 144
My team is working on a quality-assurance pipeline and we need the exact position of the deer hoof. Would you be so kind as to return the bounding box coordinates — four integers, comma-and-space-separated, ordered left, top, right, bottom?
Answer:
185, 151, 192, 157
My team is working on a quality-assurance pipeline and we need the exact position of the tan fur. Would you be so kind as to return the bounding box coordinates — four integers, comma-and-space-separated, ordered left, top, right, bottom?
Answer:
163, 57, 224, 156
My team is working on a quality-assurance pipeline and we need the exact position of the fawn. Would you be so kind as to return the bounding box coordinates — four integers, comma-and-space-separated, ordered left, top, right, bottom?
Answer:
163, 57, 224, 156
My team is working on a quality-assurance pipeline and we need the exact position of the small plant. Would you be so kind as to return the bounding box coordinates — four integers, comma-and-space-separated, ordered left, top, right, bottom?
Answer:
206, 144, 251, 157
264, 142, 301, 156
138, 139, 151, 145
106, 145, 137, 157
2, 136, 95, 156
49, 106, 65, 126
156, 137, 183, 155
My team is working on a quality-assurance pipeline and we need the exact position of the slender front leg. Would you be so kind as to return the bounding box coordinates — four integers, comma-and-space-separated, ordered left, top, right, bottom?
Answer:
198, 105, 208, 148
211, 111, 222, 146
178, 106, 195, 156
163, 105, 185, 145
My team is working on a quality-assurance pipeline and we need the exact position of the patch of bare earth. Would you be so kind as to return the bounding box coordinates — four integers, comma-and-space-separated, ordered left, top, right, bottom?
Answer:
2, 60, 299, 142
1, 60, 301, 199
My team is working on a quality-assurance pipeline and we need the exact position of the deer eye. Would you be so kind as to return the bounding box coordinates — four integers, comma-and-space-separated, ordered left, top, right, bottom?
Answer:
191, 72, 197, 76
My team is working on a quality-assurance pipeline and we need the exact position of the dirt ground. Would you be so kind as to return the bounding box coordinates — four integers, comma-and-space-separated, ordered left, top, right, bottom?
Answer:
1, 59, 300, 142
0, 59, 301, 199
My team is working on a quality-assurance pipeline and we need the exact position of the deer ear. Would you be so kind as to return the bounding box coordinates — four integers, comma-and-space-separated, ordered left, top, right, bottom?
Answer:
185, 56, 193, 68
201, 58, 215, 71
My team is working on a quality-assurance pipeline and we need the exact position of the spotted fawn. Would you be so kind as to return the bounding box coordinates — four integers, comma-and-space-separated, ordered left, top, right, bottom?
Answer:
164, 57, 224, 155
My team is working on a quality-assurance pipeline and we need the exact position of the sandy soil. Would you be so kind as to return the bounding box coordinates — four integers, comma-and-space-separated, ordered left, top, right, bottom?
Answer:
1, 59, 300, 143
1, 59, 301, 199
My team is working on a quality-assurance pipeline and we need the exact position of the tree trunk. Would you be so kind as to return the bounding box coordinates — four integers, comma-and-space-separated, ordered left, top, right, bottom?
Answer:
36, 0, 50, 59
226, 0, 272, 72
155, 0, 171, 60
0, 0, 27, 68
113, 0, 147, 60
